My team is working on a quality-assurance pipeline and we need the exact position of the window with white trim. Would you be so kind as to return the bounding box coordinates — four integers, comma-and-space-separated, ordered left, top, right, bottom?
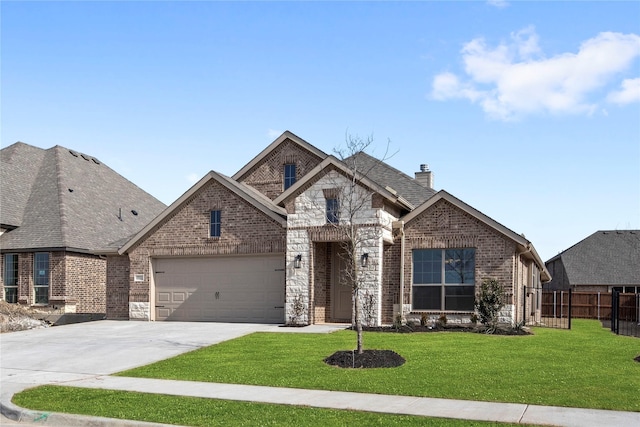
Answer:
412, 248, 475, 311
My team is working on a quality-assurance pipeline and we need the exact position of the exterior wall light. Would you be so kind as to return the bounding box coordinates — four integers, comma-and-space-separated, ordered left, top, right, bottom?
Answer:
361, 253, 369, 268
294, 254, 302, 269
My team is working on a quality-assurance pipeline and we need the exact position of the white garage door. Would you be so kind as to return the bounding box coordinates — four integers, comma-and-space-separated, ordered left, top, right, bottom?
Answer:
154, 255, 285, 323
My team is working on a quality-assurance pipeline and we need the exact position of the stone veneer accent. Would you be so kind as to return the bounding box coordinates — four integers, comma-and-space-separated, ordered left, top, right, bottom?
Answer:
285, 171, 391, 326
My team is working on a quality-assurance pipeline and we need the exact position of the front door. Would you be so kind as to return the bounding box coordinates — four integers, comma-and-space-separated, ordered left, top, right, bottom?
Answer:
332, 245, 352, 322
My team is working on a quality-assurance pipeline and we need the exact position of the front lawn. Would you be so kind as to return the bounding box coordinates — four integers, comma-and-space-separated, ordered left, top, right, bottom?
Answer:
12, 386, 532, 427
118, 319, 640, 411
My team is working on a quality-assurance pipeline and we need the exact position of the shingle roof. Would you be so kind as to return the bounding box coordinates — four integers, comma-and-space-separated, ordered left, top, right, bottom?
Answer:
546, 230, 640, 285
1, 142, 166, 252
343, 151, 436, 207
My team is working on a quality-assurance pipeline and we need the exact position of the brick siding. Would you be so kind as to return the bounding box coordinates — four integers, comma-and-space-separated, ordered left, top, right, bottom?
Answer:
125, 178, 287, 315
237, 138, 324, 200
312, 242, 330, 323
106, 255, 130, 319
382, 199, 518, 324
1, 251, 105, 313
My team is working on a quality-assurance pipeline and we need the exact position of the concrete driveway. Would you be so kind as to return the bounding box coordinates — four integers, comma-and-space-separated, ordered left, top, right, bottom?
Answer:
1, 320, 275, 405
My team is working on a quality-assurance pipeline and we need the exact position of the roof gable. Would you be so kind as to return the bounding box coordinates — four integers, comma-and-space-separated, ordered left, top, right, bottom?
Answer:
402, 190, 549, 280
232, 131, 327, 182
119, 170, 287, 254
548, 230, 640, 285
273, 155, 414, 211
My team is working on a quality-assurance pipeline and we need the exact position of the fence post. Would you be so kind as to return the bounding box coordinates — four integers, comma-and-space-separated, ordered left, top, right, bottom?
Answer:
568, 288, 572, 330
611, 290, 619, 335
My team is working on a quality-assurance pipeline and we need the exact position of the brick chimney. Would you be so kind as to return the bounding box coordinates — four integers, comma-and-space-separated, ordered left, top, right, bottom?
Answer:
415, 164, 433, 189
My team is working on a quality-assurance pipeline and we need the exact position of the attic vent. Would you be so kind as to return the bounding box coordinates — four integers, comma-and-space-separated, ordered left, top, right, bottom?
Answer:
81, 154, 90, 161
92, 157, 101, 165
69, 150, 79, 157
131, 210, 138, 216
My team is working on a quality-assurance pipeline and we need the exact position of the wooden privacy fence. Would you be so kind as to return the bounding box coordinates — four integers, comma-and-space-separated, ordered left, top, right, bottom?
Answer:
543, 291, 638, 321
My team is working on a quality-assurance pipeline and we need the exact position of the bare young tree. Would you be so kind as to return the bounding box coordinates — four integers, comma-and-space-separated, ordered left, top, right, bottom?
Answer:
329, 134, 394, 354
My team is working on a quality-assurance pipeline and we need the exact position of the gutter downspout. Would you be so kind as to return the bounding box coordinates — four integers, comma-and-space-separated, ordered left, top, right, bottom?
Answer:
516, 243, 532, 324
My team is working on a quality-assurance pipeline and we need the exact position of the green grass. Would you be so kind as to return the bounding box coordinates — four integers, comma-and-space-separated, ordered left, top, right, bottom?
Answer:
12, 319, 640, 427
13, 385, 531, 427
117, 319, 640, 411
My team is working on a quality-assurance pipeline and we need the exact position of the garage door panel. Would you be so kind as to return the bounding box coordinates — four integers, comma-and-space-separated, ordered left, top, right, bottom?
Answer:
154, 255, 285, 323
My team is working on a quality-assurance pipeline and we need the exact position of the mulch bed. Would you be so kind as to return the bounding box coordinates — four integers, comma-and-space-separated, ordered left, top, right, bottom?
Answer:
360, 323, 532, 335
324, 349, 405, 369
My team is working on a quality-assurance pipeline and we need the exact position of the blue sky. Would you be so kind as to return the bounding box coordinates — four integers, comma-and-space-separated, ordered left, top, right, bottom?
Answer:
2, 1, 639, 261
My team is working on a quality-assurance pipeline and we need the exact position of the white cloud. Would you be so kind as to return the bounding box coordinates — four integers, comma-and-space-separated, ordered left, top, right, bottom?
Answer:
186, 173, 200, 184
431, 29, 640, 120
267, 128, 282, 139
607, 77, 640, 104
487, 0, 509, 9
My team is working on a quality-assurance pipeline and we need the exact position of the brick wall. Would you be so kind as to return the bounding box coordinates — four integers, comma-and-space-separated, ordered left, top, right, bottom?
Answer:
312, 242, 330, 322
1, 251, 106, 313
383, 199, 518, 323
126, 178, 287, 318
65, 253, 106, 313
237, 138, 324, 200
18, 253, 33, 304
106, 254, 130, 319
381, 243, 399, 324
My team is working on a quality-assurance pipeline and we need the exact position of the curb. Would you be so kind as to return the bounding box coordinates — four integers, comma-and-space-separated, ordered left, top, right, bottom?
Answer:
1, 398, 181, 427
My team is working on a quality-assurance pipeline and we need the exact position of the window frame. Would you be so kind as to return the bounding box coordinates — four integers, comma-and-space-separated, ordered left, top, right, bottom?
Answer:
33, 252, 50, 304
412, 248, 476, 312
3, 253, 19, 303
210, 210, 221, 238
326, 198, 339, 224
283, 163, 296, 190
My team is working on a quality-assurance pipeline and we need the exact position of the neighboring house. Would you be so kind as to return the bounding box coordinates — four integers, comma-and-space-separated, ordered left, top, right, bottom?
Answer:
0, 142, 166, 314
544, 230, 640, 293
109, 131, 550, 326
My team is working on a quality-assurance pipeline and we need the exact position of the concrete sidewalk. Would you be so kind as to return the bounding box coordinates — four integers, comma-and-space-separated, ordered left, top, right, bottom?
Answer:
3, 375, 640, 427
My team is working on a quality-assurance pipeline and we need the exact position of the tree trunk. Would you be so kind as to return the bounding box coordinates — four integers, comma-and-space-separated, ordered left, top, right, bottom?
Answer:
354, 287, 363, 354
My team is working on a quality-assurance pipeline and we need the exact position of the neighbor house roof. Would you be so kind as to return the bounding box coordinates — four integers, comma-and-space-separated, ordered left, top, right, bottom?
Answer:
545, 230, 640, 285
0, 142, 166, 253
